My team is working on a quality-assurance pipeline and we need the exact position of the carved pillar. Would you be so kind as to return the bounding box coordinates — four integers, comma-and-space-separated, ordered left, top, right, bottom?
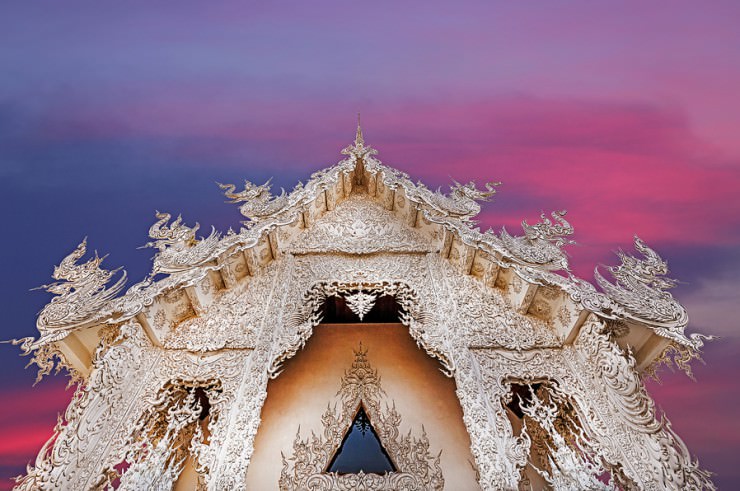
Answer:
424, 253, 525, 489
13, 322, 164, 490
565, 318, 713, 490
208, 257, 293, 490
454, 349, 526, 489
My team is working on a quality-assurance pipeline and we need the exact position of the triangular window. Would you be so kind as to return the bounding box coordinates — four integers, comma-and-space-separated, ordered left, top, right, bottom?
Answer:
326, 406, 396, 474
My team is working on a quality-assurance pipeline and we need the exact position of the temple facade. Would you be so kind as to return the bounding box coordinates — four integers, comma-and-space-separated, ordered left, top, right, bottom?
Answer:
13, 125, 714, 490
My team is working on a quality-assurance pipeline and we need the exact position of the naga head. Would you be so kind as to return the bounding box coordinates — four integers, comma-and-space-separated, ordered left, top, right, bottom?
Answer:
450, 180, 500, 203
522, 210, 575, 248
219, 179, 275, 204
611, 236, 677, 290
218, 179, 289, 223
144, 212, 199, 250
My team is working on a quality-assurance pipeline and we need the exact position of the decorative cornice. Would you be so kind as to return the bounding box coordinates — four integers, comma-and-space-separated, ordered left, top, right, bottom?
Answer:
20, 125, 708, 356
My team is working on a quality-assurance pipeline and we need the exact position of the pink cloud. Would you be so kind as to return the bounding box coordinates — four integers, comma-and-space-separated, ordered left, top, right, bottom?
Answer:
0, 382, 68, 484
28, 94, 740, 274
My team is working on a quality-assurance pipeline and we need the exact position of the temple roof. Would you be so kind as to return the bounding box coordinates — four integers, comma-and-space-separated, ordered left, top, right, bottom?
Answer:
16, 122, 711, 380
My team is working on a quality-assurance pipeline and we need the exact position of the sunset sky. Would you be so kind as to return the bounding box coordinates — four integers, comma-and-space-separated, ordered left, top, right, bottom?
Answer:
1, 2, 739, 488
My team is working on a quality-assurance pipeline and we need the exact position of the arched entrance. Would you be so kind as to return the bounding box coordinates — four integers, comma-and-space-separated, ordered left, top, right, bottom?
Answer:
246, 286, 480, 489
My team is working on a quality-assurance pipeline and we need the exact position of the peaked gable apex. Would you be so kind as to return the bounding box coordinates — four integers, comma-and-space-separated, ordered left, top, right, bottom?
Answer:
286, 193, 436, 255
14, 122, 710, 384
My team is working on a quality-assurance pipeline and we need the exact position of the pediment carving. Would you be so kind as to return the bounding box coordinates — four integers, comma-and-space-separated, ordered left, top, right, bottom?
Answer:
11, 124, 715, 491
279, 345, 444, 491
288, 194, 434, 254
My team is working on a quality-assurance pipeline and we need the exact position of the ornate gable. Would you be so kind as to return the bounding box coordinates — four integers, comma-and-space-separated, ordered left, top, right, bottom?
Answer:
287, 193, 435, 254
12, 122, 714, 490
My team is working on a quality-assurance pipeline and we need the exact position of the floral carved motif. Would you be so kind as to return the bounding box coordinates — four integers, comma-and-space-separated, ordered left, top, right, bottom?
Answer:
11, 125, 714, 491
288, 194, 433, 254
344, 291, 377, 320
279, 345, 444, 491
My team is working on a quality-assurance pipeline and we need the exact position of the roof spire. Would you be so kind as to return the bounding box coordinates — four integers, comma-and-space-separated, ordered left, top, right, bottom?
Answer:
341, 113, 377, 166
355, 112, 364, 147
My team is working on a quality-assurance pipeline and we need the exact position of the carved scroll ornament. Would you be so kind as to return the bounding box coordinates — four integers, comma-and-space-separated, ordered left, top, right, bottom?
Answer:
35, 238, 126, 336
143, 212, 221, 275
279, 345, 444, 491
500, 210, 574, 271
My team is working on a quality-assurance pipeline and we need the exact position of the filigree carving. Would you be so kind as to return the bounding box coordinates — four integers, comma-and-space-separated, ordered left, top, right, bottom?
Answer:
500, 210, 574, 271
574, 319, 715, 489
36, 238, 126, 336
111, 383, 209, 491
520, 386, 615, 490
269, 279, 451, 378
279, 345, 444, 490
644, 341, 704, 381
344, 291, 377, 320
289, 194, 433, 254
8, 337, 82, 385
143, 212, 221, 275
12, 124, 714, 491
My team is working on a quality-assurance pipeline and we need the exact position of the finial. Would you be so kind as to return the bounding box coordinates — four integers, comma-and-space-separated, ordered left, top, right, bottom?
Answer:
341, 113, 376, 162
355, 112, 364, 146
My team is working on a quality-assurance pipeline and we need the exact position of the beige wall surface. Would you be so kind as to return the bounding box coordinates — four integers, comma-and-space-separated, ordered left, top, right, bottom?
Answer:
246, 323, 480, 490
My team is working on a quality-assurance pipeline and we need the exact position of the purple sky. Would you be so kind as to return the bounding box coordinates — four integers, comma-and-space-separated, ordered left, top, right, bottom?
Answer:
1, 2, 739, 488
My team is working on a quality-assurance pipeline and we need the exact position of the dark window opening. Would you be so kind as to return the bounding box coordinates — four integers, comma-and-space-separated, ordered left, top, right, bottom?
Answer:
326, 406, 396, 474
193, 387, 212, 421
322, 294, 400, 323
505, 382, 542, 418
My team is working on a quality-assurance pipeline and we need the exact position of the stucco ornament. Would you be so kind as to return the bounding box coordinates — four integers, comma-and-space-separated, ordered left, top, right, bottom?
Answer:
12, 123, 714, 490
594, 236, 688, 327
500, 210, 574, 271
35, 238, 126, 340
279, 345, 444, 490
143, 212, 221, 275
344, 291, 378, 320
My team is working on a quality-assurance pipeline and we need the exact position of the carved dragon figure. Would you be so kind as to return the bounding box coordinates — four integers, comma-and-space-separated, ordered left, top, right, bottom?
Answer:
414, 179, 500, 221
36, 238, 127, 334
500, 210, 575, 271
218, 179, 292, 223
144, 212, 199, 250
594, 236, 688, 328
142, 212, 220, 275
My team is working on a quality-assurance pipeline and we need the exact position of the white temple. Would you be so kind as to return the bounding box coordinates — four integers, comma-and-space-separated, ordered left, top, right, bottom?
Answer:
13, 123, 714, 490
